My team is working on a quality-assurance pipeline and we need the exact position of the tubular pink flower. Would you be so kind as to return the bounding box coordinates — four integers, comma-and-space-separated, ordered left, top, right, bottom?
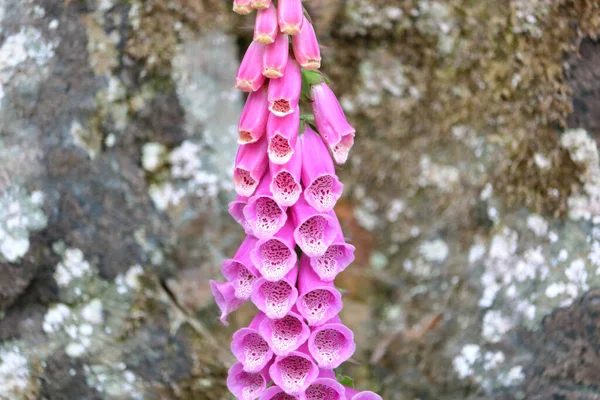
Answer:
305, 376, 346, 400
267, 107, 300, 165
270, 138, 302, 207
345, 388, 383, 400
258, 310, 310, 356
233, 136, 268, 197
277, 0, 303, 35
231, 313, 273, 373
222, 236, 260, 300
300, 126, 343, 212
237, 41, 267, 92
251, 218, 297, 281
251, 0, 271, 10
268, 58, 301, 117
238, 85, 270, 144
254, 3, 279, 44
269, 350, 319, 396
233, 0, 253, 15
260, 386, 297, 400
227, 362, 270, 400
296, 255, 343, 326
244, 173, 288, 239
210, 280, 246, 325
252, 267, 299, 319
291, 196, 337, 257
307, 318, 356, 368
263, 33, 289, 79
310, 212, 355, 281
228, 195, 254, 235
311, 82, 355, 164
292, 16, 321, 70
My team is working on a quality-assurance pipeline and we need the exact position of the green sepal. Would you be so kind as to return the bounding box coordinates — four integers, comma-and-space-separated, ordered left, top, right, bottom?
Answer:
336, 372, 355, 388
301, 70, 329, 102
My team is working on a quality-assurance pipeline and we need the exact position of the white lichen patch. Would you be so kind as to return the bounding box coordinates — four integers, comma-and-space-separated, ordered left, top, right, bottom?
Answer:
544, 258, 590, 306
0, 188, 47, 262
418, 156, 460, 193
0, 345, 32, 397
115, 264, 144, 294
482, 310, 513, 343
452, 344, 481, 379
343, 1, 405, 36
419, 239, 449, 263
43, 303, 72, 334
526, 214, 548, 237
81, 299, 104, 325
0, 26, 56, 101
416, 0, 457, 54
85, 365, 144, 399
560, 129, 600, 221
54, 248, 92, 288
142, 143, 167, 172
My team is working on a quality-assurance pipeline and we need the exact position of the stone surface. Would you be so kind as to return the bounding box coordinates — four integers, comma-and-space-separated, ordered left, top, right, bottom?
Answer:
0, 0, 599, 399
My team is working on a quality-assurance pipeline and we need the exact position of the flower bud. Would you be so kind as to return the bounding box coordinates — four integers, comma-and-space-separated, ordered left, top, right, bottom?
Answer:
296, 255, 343, 326
238, 85, 269, 144
227, 362, 271, 400
263, 33, 289, 79
237, 41, 267, 92
254, 3, 278, 44
268, 57, 301, 116
233, 0, 253, 15
292, 16, 321, 70
233, 136, 268, 197
300, 126, 343, 212
277, 0, 304, 35
311, 82, 355, 163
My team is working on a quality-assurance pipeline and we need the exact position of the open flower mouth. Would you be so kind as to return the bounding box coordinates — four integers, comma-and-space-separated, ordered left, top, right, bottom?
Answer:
254, 280, 295, 319
256, 239, 293, 281
234, 169, 258, 197
305, 384, 342, 400
247, 196, 285, 239
268, 134, 294, 164
261, 313, 308, 356
269, 99, 292, 116
274, 355, 315, 394
305, 175, 343, 212
272, 171, 301, 206
310, 327, 353, 368
296, 215, 336, 257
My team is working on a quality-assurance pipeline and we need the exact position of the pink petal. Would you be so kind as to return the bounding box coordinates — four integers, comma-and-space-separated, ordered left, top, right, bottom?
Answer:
231, 319, 274, 372
244, 173, 288, 239
268, 58, 301, 117
222, 236, 260, 300
260, 386, 297, 400
311, 83, 355, 164
305, 377, 346, 400
309, 212, 355, 281
291, 197, 337, 257
233, 0, 253, 15
251, 267, 299, 319
251, 218, 297, 281
345, 388, 382, 400
267, 107, 300, 164
270, 138, 302, 207
234, 136, 268, 197
251, 0, 272, 10
254, 3, 279, 44
228, 195, 254, 235
296, 255, 343, 326
237, 41, 267, 92
258, 311, 310, 356
300, 126, 343, 212
269, 351, 319, 395
227, 362, 270, 400
277, 0, 304, 35
210, 280, 245, 325
238, 85, 270, 144
292, 16, 321, 70
263, 33, 289, 79
308, 322, 356, 369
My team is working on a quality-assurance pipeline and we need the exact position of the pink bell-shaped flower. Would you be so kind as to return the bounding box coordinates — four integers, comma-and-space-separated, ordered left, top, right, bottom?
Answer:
254, 3, 279, 44
292, 16, 321, 70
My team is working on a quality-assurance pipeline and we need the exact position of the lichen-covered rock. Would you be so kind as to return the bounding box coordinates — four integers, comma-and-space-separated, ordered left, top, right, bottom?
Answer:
1, 0, 600, 399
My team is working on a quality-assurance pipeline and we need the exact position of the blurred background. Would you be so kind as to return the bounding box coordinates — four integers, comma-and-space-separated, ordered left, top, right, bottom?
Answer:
1, 0, 600, 399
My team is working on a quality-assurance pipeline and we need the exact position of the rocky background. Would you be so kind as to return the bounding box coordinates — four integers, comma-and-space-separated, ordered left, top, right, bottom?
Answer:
1, 0, 600, 399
